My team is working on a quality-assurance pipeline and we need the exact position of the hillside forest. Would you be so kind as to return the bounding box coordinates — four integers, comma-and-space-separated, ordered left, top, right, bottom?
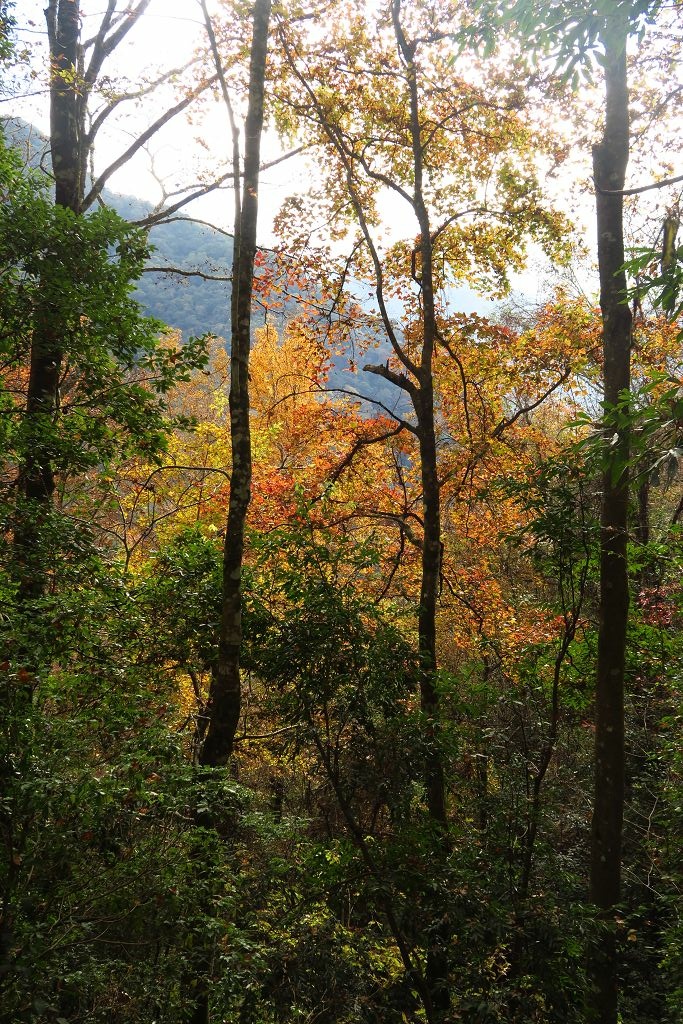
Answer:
1, 2, 682, 1023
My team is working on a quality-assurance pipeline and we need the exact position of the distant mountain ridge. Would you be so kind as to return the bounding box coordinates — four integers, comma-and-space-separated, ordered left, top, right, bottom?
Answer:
3, 117, 406, 415
3, 117, 236, 340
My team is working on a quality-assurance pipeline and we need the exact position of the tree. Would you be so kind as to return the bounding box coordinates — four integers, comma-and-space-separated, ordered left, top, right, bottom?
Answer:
196, 0, 272, 769
0, 131, 217, 1024
1, 140, 207, 586
590, 13, 632, 1022
13, 0, 218, 599
272, 1, 573, 1013
462, 3, 680, 1020
166, 4, 273, 1022
13, 0, 82, 599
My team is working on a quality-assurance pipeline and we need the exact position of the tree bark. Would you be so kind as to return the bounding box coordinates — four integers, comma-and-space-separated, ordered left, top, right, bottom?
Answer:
190, 7, 270, 1020
416, 390, 448, 830
198, 0, 271, 767
391, 2, 449, 1011
14, 1, 82, 600
45, 0, 83, 213
590, 11, 632, 1024
16, 1, 197, 599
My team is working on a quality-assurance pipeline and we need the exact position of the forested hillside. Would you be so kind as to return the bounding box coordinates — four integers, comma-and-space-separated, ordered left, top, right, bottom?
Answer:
5, 117, 236, 338
1, 3, 682, 1024
5, 116, 401, 410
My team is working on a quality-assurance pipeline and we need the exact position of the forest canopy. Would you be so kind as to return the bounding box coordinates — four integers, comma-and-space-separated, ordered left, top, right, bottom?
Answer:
1, 2, 682, 1024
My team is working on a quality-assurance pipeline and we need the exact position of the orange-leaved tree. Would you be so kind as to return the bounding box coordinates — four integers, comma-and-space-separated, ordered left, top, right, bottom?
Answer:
270, 0, 576, 1014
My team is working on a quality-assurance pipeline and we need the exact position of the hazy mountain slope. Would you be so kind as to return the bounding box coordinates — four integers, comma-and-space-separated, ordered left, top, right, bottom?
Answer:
3, 117, 408, 413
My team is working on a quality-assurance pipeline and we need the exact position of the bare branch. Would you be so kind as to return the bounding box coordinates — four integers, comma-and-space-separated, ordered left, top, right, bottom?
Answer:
138, 463, 231, 485
84, 0, 154, 88
142, 264, 231, 282
81, 74, 219, 211
435, 332, 473, 442
86, 60, 199, 146
364, 361, 419, 399
134, 170, 236, 228
322, 385, 418, 434
491, 366, 571, 438
597, 171, 683, 196
133, 148, 305, 229
147, 215, 234, 238
234, 724, 299, 742
324, 422, 407, 490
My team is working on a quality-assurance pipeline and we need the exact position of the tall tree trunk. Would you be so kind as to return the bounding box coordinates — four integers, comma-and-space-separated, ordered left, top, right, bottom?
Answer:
190, 8, 270, 1021
392, 2, 449, 1011
634, 477, 657, 590
198, 0, 270, 771
15, 0, 82, 600
16, 0, 161, 599
590, 12, 632, 1024
46, 0, 83, 213
416, 393, 447, 830
278, 4, 449, 1011
415, 392, 450, 1017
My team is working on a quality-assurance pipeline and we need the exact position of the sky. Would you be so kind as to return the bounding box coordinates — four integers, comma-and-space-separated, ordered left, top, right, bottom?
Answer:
6, 0, 607, 316
10, 0, 308, 246
10, 0, 675, 309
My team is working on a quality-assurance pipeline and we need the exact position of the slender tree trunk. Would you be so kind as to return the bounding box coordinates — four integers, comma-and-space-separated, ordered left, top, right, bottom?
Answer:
392, 2, 449, 1010
590, 12, 632, 1024
15, 0, 82, 600
390, 0, 447, 826
190, 9, 270, 1020
15, 2, 213, 600
634, 477, 657, 589
415, 396, 450, 1017
198, 0, 270, 771
278, 4, 449, 1011
635, 479, 649, 549
415, 393, 447, 830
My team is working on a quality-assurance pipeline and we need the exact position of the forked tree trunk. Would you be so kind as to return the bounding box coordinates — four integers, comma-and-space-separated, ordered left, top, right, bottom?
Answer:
590, 12, 632, 1024
276, 3, 449, 1012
